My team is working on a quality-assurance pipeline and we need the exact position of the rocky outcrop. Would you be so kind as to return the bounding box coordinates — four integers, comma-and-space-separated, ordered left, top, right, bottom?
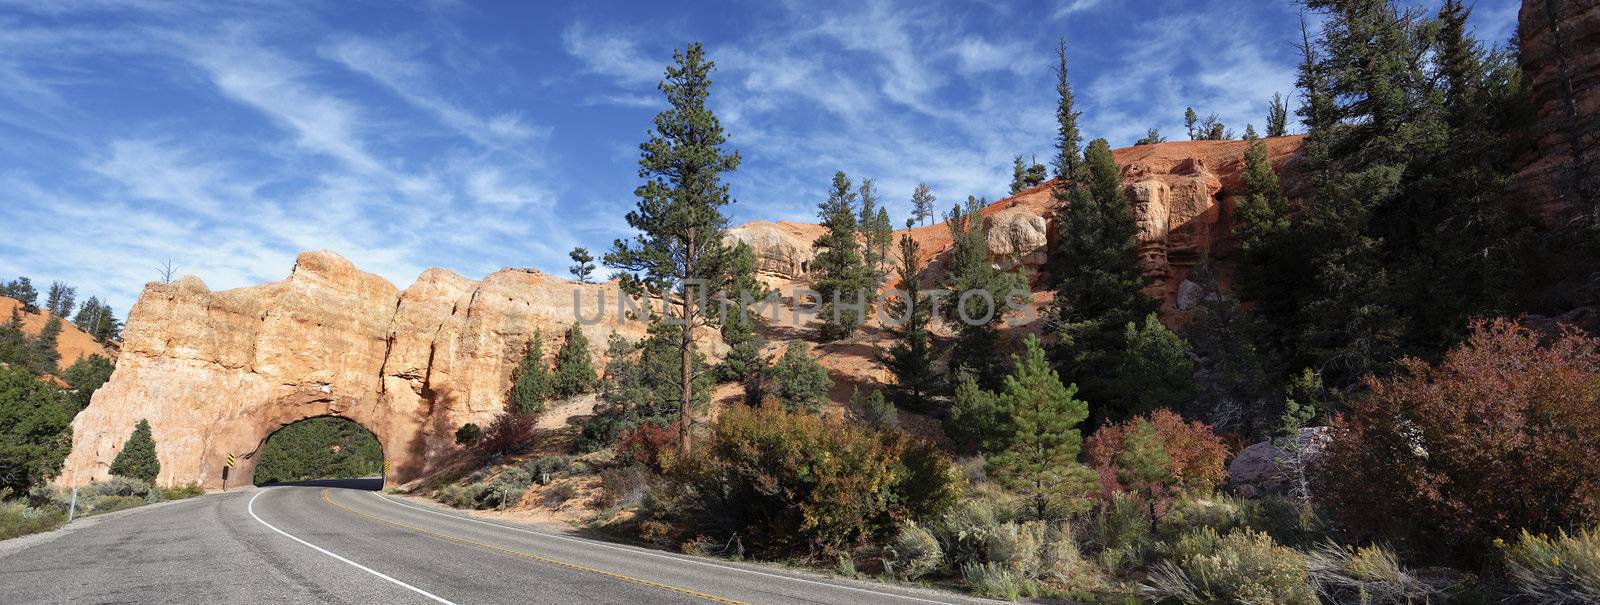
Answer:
60, 251, 650, 488
984, 206, 1049, 271
725, 221, 822, 280
1225, 427, 1330, 498
1514, 0, 1600, 226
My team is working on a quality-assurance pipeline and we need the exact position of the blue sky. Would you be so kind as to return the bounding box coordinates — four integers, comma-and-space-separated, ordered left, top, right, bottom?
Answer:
0, 0, 1520, 316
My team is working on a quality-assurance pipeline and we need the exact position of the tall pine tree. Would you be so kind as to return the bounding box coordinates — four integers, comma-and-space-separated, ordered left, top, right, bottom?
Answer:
552, 323, 597, 398
910, 183, 935, 227
884, 234, 935, 407
511, 329, 551, 414
811, 171, 875, 341
603, 43, 740, 452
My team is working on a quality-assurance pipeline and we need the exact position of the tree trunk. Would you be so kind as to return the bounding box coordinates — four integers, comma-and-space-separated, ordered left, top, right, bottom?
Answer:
679, 232, 696, 453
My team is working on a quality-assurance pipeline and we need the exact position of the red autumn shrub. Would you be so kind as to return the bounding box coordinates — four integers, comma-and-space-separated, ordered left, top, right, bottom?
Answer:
1085, 408, 1230, 500
614, 421, 677, 471
473, 411, 540, 459
1313, 319, 1600, 562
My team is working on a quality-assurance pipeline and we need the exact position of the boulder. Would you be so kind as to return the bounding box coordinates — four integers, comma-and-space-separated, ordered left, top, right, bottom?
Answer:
1225, 427, 1330, 499
984, 206, 1048, 269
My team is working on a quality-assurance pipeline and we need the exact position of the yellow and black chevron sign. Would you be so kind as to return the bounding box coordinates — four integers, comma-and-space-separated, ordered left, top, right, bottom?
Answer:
224, 453, 235, 469
382, 461, 392, 474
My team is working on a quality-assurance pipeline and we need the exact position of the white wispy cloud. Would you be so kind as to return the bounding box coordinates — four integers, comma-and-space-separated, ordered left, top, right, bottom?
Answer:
561, 22, 662, 86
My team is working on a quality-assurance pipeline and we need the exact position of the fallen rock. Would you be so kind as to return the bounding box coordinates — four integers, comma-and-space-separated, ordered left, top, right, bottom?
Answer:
1226, 427, 1330, 499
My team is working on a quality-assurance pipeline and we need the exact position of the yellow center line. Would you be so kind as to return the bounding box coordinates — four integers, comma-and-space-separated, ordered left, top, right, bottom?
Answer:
318, 489, 745, 605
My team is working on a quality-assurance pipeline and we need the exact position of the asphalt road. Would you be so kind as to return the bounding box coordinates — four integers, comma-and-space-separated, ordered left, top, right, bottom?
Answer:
0, 479, 996, 604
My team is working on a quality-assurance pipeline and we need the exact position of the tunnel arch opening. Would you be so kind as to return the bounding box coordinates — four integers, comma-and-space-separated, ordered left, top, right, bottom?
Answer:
250, 415, 385, 487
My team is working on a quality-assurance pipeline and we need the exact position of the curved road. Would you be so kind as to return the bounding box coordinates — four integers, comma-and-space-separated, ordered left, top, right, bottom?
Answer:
0, 479, 994, 604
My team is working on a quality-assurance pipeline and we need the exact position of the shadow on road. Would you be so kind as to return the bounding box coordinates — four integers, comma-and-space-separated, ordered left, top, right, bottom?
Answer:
259, 477, 383, 491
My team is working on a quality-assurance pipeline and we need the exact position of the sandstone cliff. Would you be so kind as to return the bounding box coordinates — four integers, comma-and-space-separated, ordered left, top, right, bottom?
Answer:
60, 252, 650, 488
1514, 0, 1600, 226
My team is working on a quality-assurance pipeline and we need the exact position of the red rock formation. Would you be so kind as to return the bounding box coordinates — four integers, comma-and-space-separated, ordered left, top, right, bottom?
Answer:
60, 252, 652, 488
1514, 0, 1600, 226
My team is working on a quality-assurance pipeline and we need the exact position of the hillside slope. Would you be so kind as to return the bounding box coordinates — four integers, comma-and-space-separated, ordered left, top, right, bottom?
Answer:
1, 295, 111, 366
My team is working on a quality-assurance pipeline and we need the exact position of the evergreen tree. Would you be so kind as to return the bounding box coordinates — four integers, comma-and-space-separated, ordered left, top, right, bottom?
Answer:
1184, 107, 1199, 140
552, 323, 597, 398
717, 242, 766, 384
603, 42, 740, 452
1051, 39, 1084, 183
1050, 137, 1157, 424
811, 171, 874, 341
768, 340, 831, 414
2, 277, 39, 312
910, 182, 936, 227
253, 417, 382, 484
943, 196, 1023, 389
511, 329, 551, 414
0, 309, 25, 367
884, 234, 935, 407
857, 179, 894, 284
871, 207, 893, 282
60, 354, 115, 412
109, 418, 160, 484
985, 335, 1097, 519
1181, 260, 1271, 434
1009, 155, 1048, 194
26, 316, 61, 376
1235, 130, 1301, 334
72, 298, 120, 343
1103, 314, 1195, 419
568, 247, 596, 283
1266, 92, 1290, 137
44, 282, 75, 318
577, 325, 713, 451
0, 365, 72, 493
1134, 128, 1166, 146
454, 423, 482, 447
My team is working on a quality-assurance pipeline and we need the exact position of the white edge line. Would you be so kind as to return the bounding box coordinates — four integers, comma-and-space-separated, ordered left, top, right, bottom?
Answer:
247, 489, 457, 605
373, 491, 977, 605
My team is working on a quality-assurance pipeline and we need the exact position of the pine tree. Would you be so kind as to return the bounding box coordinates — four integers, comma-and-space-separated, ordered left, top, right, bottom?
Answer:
871, 207, 893, 282
1134, 128, 1165, 146
569, 247, 596, 283
811, 171, 874, 341
511, 329, 551, 414
1181, 260, 1271, 434
910, 182, 936, 227
552, 323, 597, 398
109, 418, 160, 484
857, 179, 895, 285
26, 316, 61, 375
1103, 314, 1194, 419
1266, 92, 1289, 137
0, 365, 72, 493
60, 354, 115, 412
1010, 155, 1048, 194
2, 277, 39, 313
943, 196, 1023, 389
44, 282, 75, 318
768, 340, 831, 414
603, 42, 740, 452
0, 309, 25, 367
884, 234, 935, 407
454, 423, 482, 447
985, 335, 1097, 519
1184, 107, 1200, 140
1050, 138, 1156, 423
1051, 39, 1084, 183
717, 242, 766, 384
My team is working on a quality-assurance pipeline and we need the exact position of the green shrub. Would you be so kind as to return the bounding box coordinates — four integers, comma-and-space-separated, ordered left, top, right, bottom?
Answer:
436, 483, 488, 508
658, 402, 959, 559
84, 476, 155, 499
856, 389, 896, 429
1502, 527, 1600, 604
0, 499, 66, 540
1140, 528, 1315, 605
961, 562, 1037, 600
928, 486, 1017, 569
883, 523, 943, 580
160, 482, 204, 500
524, 455, 572, 483
1092, 492, 1154, 572
454, 423, 482, 447
478, 468, 531, 510
1157, 494, 1255, 543
87, 495, 146, 515
1305, 541, 1440, 604
0, 365, 73, 494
